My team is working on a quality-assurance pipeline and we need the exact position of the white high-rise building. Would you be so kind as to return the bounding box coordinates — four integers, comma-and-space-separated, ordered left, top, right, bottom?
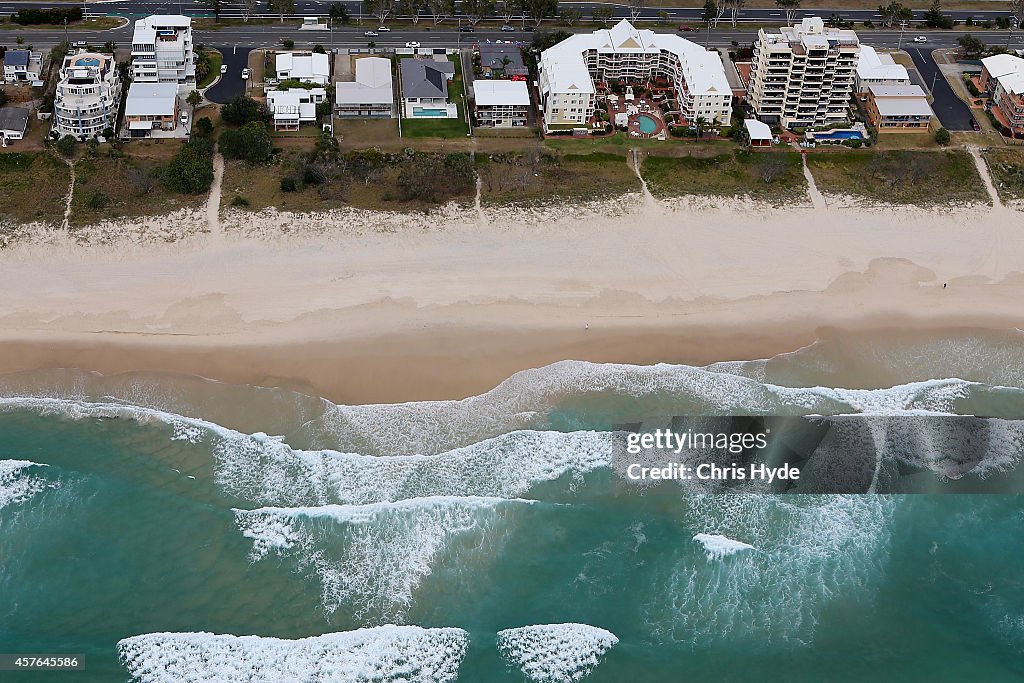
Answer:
131, 15, 195, 84
52, 51, 123, 140
748, 17, 861, 128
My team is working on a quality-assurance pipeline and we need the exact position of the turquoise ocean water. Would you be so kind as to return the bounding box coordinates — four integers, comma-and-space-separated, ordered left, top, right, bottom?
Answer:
2, 331, 1024, 682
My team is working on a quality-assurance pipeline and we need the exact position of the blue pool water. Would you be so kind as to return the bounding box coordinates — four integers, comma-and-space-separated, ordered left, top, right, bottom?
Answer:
637, 114, 658, 135
813, 130, 866, 140
413, 108, 449, 118
73, 58, 101, 67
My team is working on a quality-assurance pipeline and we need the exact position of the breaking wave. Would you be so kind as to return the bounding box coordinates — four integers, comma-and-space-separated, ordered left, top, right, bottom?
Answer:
0, 460, 57, 512
693, 533, 755, 560
496, 623, 619, 683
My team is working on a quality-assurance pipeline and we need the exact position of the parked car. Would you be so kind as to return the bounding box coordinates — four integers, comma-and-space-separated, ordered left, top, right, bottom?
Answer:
364, 30, 378, 37
971, 118, 981, 131
678, 24, 695, 31
241, 68, 250, 80
220, 64, 228, 74
405, 41, 421, 48
459, 26, 475, 32
180, 111, 189, 126
378, 26, 391, 32
72, 40, 86, 48
913, 36, 928, 43
500, 24, 515, 31
523, 26, 535, 31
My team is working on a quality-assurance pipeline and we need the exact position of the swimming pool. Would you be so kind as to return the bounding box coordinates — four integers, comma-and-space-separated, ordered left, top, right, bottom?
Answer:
413, 108, 449, 118
637, 114, 658, 135
812, 130, 867, 141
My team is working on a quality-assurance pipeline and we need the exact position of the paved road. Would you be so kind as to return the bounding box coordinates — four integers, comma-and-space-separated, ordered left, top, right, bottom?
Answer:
907, 46, 976, 131
204, 45, 252, 102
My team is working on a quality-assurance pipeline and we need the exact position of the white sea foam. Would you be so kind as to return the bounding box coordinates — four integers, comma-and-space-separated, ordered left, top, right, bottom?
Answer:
648, 494, 896, 647
118, 626, 468, 683
496, 623, 618, 683
234, 497, 536, 622
693, 533, 755, 560
0, 460, 56, 511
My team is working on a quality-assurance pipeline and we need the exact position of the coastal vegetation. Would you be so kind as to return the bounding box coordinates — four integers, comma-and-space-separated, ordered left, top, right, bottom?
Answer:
806, 150, 988, 206
983, 148, 1024, 205
641, 150, 806, 201
0, 152, 70, 226
477, 150, 640, 206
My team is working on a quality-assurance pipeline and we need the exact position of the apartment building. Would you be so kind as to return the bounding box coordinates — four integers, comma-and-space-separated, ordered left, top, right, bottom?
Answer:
131, 15, 195, 83
537, 20, 731, 131
52, 52, 123, 140
473, 80, 531, 128
748, 17, 860, 128
124, 82, 180, 137
981, 53, 1024, 136
865, 84, 934, 132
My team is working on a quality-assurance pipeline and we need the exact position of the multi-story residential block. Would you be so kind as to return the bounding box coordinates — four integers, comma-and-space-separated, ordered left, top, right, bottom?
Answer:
981, 53, 1024, 136
131, 15, 195, 83
52, 52, 123, 140
537, 20, 731, 132
855, 45, 910, 94
473, 80, 530, 128
267, 87, 327, 130
3, 49, 43, 84
864, 84, 934, 132
276, 52, 330, 86
334, 56, 395, 118
748, 17, 861, 128
124, 82, 180, 137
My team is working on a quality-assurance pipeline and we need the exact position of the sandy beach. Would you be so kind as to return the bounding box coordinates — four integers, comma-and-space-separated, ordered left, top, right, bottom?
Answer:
1, 190, 1022, 403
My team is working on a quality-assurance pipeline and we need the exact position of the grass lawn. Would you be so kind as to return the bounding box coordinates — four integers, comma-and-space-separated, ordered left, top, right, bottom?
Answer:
0, 17, 123, 31
70, 150, 203, 226
641, 149, 806, 201
478, 150, 640, 206
400, 55, 470, 139
806, 149, 988, 206
545, 134, 735, 155
0, 152, 71, 228
983, 148, 1024, 206
334, 118, 401, 148
198, 49, 223, 89
872, 132, 941, 150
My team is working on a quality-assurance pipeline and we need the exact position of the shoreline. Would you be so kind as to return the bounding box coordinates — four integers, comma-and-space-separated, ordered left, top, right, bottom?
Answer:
2, 196, 1024, 403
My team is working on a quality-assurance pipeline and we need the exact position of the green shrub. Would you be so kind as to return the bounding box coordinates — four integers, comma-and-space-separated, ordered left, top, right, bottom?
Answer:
280, 176, 298, 192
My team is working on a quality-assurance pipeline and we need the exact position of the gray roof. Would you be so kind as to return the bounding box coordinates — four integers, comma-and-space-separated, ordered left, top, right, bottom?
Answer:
5, 49, 30, 67
478, 45, 526, 74
400, 59, 449, 99
0, 107, 30, 133
125, 82, 179, 117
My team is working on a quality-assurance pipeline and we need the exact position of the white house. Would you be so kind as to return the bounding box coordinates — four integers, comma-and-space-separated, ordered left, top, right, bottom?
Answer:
537, 20, 732, 131
131, 15, 195, 83
52, 52, 123, 140
3, 49, 43, 84
0, 107, 30, 144
399, 58, 457, 119
266, 87, 327, 130
276, 52, 330, 86
473, 79, 531, 128
334, 56, 395, 118
124, 82, 180, 137
855, 45, 910, 94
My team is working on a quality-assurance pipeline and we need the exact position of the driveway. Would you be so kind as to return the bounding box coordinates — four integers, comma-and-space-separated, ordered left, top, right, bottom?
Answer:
906, 47, 975, 132
205, 46, 252, 104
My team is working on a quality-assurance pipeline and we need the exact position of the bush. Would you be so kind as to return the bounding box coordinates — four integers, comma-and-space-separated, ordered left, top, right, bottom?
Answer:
280, 176, 298, 192
55, 135, 77, 157
12, 7, 82, 24
230, 195, 250, 206
219, 121, 274, 163
219, 96, 270, 126
193, 117, 214, 138
313, 44, 326, 54
964, 77, 981, 98
935, 127, 951, 146
101, 127, 115, 140
282, 38, 295, 49
85, 189, 109, 209
165, 138, 215, 194
396, 153, 475, 203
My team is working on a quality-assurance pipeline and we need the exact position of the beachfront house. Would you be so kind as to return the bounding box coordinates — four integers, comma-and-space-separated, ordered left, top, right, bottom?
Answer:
477, 44, 528, 79
743, 118, 773, 146
748, 17, 861, 128
400, 58, 457, 119
52, 51, 123, 140
334, 56, 395, 118
131, 15, 195, 83
276, 51, 330, 86
980, 53, 1024, 136
537, 20, 731, 132
267, 87, 327, 130
3, 49, 43, 84
124, 82, 180, 137
864, 84, 934, 133
855, 45, 910, 95
0, 106, 30, 145
473, 80, 530, 128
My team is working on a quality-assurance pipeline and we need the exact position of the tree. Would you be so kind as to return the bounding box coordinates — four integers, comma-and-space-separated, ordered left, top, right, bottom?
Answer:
218, 121, 274, 163
725, 0, 745, 28
399, 0, 425, 23
758, 153, 789, 183
365, 0, 397, 22
329, 2, 352, 22
186, 90, 203, 108
628, 0, 646, 22
313, 44, 327, 53
204, 0, 223, 20
165, 138, 214, 194
1011, 0, 1024, 30
102, 40, 117, 53
462, 0, 496, 26
194, 117, 215, 137
523, 0, 557, 26
957, 33, 986, 60
501, 0, 520, 23
268, 0, 296, 23
692, 116, 708, 137
55, 135, 76, 157
775, 0, 800, 25
934, 127, 950, 145
923, 0, 954, 28
280, 176, 298, 192
592, 6, 614, 26
220, 95, 270, 125
241, 0, 258, 22
877, 1, 912, 28
282, 38, 295, 49
428, 0, 455, 24
559, 8, 582, 25
397, 153, 474, 202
